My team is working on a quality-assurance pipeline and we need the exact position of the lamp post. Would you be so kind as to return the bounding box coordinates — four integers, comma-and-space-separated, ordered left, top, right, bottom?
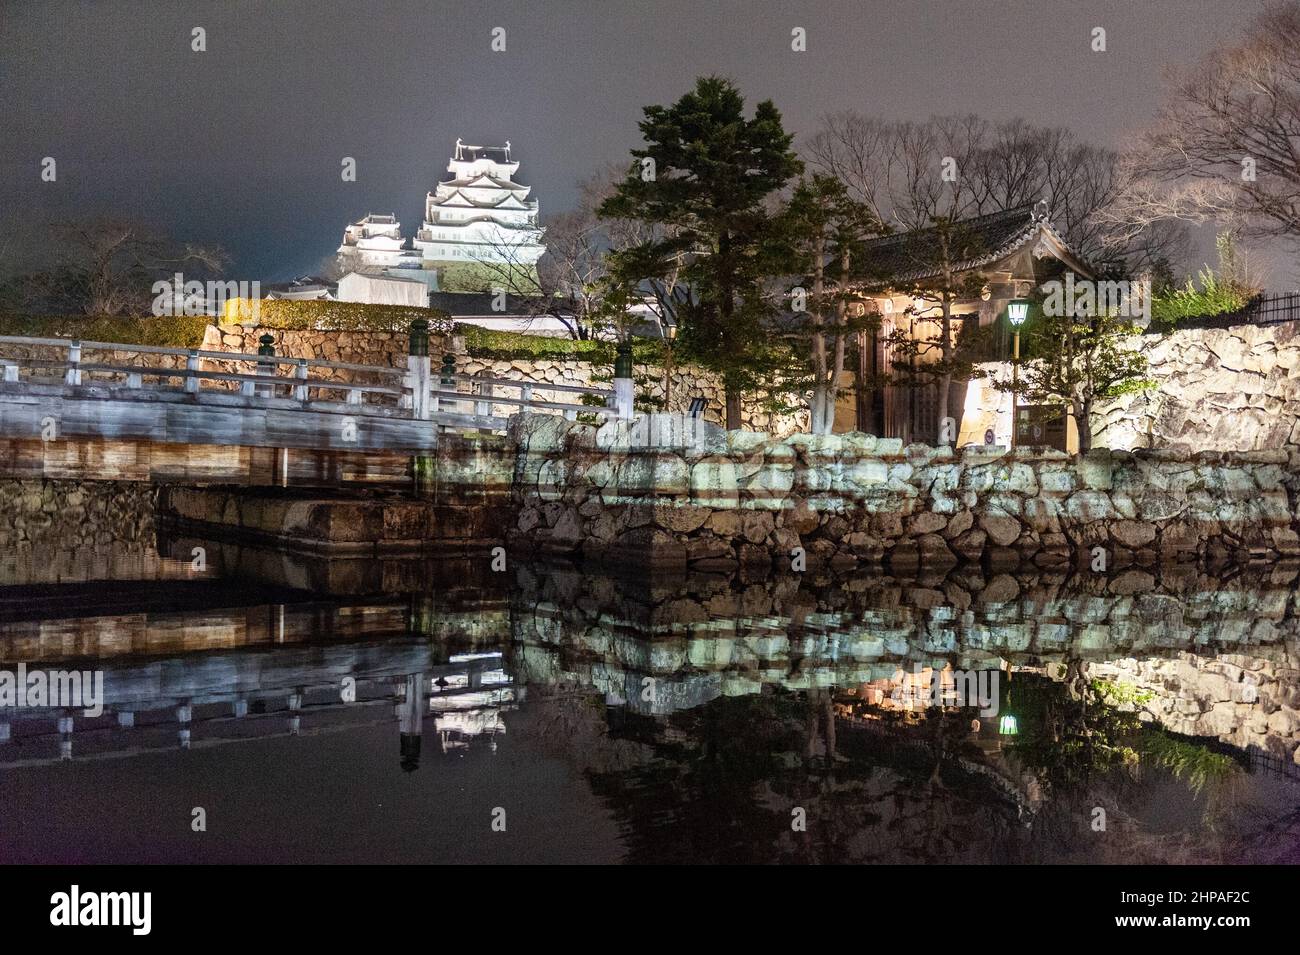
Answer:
1007, 299, 1030, 447
663, 322, 678, 411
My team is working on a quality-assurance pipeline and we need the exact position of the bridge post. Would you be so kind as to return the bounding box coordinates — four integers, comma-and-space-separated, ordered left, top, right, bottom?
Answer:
407, 319, 431, 419
256, 334, 276, 398
434, 353, 456, 416
614, 340, 635, 419
65, 341, 81, 386
409, 319, 434, 497
184, 350, 200, 394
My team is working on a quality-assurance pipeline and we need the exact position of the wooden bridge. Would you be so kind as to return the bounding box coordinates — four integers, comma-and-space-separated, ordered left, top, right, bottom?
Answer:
0, 329, 628, 453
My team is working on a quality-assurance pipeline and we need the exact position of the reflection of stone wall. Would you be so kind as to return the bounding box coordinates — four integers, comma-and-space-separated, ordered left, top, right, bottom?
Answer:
505, 413, 1300, 571
0, 478, 161, 585
1094, 653, 1300, 764
507, 563, 1300, 766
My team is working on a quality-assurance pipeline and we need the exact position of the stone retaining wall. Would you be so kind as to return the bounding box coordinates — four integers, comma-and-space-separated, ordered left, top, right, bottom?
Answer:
504, 413, 1300, 571
962, 321, 1300, 453
209, 323, 807, 434
1095, 321, 1300, 452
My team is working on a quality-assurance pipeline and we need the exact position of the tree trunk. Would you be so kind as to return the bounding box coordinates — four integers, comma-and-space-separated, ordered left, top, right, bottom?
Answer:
1071, 397, 1092, 454
810, 388, 826, 434
1075, 397, 1092, 452
822, 245, 851, 437
936, 283, 953, 445
725, 388, 742, 430
810, 234, 828, 434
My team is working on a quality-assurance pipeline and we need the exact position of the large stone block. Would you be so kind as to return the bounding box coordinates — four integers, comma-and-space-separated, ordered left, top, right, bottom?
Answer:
536, 458, 568, 502
1111, 520, 1157, 548
783, 499, 820, 535
510, 413, 575, 454
706, 511, 742, 537
1078, 451, 1114, 490
689, 456, 739, 508
844, 460, 888, 488
612, 525, 687, 569
727, 431, 769, 456
616, 452, 689, 496
747, 463, 796, 506
653, 502, 711, 534
979, 513, 1022, 547
1022, 497, 1061, 534
1065, 490, 1117, 522
741, 510, 776, 545
619, 413, 727, 454
910, 511, 948, 535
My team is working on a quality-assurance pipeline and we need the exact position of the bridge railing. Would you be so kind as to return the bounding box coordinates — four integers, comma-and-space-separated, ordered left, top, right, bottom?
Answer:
0, 334, 622, 428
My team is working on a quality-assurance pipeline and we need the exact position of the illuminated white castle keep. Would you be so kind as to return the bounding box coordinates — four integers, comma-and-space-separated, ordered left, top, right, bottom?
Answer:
337, 140, 545, 290
413, 140, 545, 268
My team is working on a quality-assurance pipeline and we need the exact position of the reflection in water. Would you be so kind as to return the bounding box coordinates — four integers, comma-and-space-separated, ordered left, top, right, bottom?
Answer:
0, 535, 1297, 864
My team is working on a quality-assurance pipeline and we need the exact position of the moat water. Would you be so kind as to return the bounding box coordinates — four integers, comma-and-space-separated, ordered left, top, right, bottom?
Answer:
1, 530, 1297, 864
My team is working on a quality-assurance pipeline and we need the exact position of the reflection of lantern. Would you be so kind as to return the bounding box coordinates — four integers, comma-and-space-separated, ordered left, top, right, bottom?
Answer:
998, 715, 1019, 736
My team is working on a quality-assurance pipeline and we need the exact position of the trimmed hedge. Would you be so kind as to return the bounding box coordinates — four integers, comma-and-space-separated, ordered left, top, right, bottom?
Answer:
0, 313, 211, 347
458, 323, 667, 364
221, 298, 452, 332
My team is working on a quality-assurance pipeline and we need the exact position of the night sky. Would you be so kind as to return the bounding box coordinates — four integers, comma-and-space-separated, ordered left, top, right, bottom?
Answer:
0, 0, 1276, 282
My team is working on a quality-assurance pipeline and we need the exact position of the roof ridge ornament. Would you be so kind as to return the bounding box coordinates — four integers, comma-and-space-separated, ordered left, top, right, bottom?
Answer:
1031, 198, 1050, 223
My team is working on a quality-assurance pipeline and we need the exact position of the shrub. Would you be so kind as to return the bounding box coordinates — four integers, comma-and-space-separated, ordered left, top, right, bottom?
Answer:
1151, 267, 1254, 327
0, 313, 211, 347
435, 262, 539, 293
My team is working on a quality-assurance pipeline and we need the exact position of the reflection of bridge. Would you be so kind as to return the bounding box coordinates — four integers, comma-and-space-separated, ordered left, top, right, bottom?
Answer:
0, 598, 516, 769
0, 334, 620, 453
